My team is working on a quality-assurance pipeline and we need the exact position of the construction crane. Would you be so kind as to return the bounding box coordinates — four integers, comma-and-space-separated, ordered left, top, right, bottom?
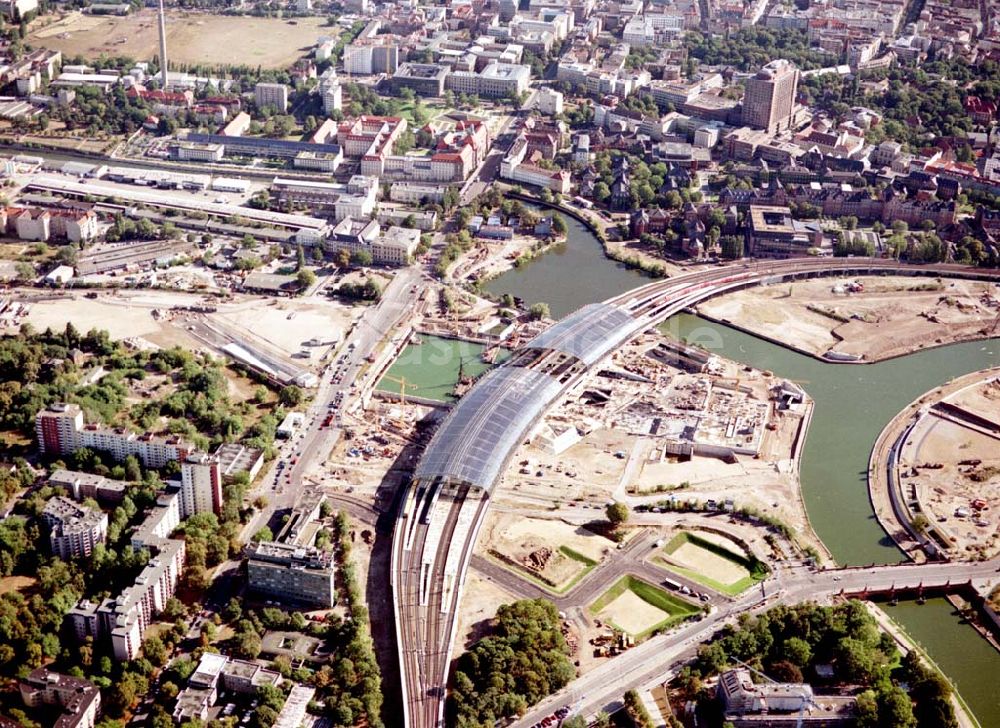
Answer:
381, 374, 418, 405
730, 658, 821, 728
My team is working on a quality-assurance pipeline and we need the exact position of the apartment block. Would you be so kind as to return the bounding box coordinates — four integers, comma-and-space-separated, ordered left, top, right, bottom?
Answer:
67, 504, 185, 661
254, 82, 289, 113
42, 496, 108, 560
318, 68, 342, 115
19, 670, 101, 728
48, 469, 127, 504
36, 403, 193, 468
179, 452, 222, 519
246, 541, 336, 608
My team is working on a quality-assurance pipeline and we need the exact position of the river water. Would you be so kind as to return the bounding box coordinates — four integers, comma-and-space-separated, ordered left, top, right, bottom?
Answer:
484, 215, 1000, 725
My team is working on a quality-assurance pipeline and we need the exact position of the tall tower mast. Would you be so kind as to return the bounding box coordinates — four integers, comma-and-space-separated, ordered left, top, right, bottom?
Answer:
157, 0, 169, 87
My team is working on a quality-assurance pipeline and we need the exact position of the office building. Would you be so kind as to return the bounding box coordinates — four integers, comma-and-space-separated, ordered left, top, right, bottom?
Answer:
718, 668, 857, 725
20, 670, 101, 728
246, 541, 336, 608
213, 443, 265, 484
742, 59, 799, 134
445, 62, 531, 99
372, 226, 421, 265
747, 205, 817, 257
254, 82, 289, 113
173, 653, 285, 722
391, 63, 450, 96
42, 496, 108, 560
179, 452, 222, 519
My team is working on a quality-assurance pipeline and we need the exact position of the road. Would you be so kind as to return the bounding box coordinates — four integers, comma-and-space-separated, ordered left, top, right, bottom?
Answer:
390, 257, 1000, 728
243, 266, 422, 540
470, 529, 717, 611
511, 556, 1000, 727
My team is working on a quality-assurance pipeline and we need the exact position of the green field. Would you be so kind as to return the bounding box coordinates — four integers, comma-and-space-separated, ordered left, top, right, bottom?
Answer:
589, 575, 700, 640
376, 334, 499, 402
660, 531, 769, 596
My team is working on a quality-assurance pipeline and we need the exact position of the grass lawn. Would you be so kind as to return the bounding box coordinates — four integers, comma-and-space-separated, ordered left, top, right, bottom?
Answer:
590, 575, 700, 640
659, 531, 768, 596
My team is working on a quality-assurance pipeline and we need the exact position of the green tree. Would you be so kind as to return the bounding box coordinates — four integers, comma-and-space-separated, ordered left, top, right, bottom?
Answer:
279, 385, 303, 407
528, 302, 550, 320
296, 268, 317, 289
606, 501, 630, 526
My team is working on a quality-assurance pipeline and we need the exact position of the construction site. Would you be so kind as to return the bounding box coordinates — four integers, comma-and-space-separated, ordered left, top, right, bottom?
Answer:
894, 371, 1000, 560
696, 276, 1000, 362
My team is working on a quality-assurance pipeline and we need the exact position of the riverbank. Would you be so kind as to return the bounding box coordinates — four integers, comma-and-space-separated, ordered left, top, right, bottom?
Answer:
868, 367, 1000, 562
866, 601, 981, 728
695, 276, 999, 364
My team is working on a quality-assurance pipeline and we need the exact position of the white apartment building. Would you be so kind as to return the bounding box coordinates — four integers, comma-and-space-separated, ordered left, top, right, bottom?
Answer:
36, 403, 193, 468
536, 86, 564, 115
342, 42, 399, 75
254, 82, 289, 113
318, 68, 342, 115
42, 496, 108, 561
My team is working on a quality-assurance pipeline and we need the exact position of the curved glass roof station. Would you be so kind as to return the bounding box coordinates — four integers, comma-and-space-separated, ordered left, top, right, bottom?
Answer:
413, 367, 563, 493
523, 303, 637, 366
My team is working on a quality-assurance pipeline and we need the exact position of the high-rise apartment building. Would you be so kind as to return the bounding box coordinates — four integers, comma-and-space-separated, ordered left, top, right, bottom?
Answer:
254, 82, 289, 113
42, 496, 108, 560
741, 59, 799, 134
179, 453, 222, 519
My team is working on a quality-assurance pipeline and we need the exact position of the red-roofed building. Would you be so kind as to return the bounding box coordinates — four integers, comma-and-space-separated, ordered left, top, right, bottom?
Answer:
964, 96, 997, 125
127, 86, 193, 116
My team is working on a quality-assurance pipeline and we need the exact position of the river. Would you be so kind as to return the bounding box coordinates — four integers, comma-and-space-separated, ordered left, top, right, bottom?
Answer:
484, 214, 1000, 726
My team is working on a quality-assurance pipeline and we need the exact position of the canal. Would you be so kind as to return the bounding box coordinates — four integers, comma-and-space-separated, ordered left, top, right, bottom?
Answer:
485, 213, 1000, 725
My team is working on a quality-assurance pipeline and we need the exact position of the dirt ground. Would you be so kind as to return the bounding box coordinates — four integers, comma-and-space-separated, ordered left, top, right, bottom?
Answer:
903, 378, 1000, 558
28, 10, 333, 68
666, 541, 749, 585
20, 295, 203, 349
0, 575, 36, 596
451, 572, 518, 659
478, 512, 615, 587
213, 300, 356, 360
597, 590, 668, 637
697, 276, 999, 361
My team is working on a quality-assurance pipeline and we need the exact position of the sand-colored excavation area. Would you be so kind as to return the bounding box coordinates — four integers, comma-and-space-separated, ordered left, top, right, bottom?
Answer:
598, 590, 670, 637
698, 276, 998, 362
492, 514, 614, 563
479, 513, 615, 588
667, 541, 749, 585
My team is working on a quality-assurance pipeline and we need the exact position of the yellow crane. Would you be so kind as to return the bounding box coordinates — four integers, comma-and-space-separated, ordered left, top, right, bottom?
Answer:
382, 374, 419, 405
